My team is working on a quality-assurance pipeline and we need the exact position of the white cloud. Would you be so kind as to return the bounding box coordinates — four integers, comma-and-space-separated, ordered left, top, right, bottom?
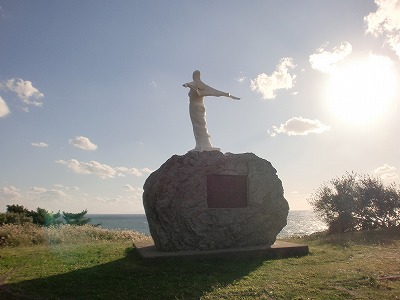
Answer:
0, 184, 144, 214
365, 0, 400, 58
373, 163, 398, 180
89, 193, 144, 213
123, 184, 143, 193
29, 186, 47, 194
123, 184, 136, 192
269, 116, 330, 137
140, 167, 153, 174
0, 78, 44, 106
94, 195, 125, 204
381, 173, 399, 180
1, 185, 67, 204
0, 186, 21, 199
55, 159, 116, 179
31, 142, 49, 148
374, 163, 396, 174
0, 96, 10, 117
55, 159, 150, 179
69, 136, 98, 151
28, 186, 68, 200
54, 184, 79, 191
309, 41, 352, 73
114, 167, 142, 177
250, 57, 296, 99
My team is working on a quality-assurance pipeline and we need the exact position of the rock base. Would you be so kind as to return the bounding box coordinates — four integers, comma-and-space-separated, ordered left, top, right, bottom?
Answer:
143, 151, 289, 251
135, 239, 309, 261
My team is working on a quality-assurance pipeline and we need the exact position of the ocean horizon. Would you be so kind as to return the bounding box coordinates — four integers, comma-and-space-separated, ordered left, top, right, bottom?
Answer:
88, 210, 327, 238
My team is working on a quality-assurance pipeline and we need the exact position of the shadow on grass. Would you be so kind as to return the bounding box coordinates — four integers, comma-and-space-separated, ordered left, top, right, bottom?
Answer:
303, 226, 400, 248
1, 247, 263, 300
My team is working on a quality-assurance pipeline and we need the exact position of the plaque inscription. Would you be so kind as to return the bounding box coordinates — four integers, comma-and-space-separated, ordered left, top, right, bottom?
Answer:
207, 174, 247, 208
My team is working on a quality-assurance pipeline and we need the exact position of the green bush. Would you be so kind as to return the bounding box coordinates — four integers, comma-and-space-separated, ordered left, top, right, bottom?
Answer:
308, 172, 400, 234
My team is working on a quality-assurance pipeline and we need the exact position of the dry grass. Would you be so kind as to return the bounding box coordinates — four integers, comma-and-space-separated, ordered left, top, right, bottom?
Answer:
0, 223, 151, 247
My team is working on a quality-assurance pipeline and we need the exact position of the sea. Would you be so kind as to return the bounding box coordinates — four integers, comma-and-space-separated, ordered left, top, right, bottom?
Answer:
88, 210, 327, 238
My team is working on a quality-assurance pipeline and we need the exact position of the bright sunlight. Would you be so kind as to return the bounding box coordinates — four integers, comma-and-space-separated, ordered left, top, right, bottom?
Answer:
327, 54, 398, 125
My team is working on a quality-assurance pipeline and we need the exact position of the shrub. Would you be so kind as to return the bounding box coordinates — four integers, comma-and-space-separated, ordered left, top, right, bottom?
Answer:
308, 172, 400, 234
0, 223, 47, 246
0, 212, 33, 225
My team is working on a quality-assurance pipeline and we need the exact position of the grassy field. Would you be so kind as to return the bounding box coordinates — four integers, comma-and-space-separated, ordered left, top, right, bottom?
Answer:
0, 225, 399, 299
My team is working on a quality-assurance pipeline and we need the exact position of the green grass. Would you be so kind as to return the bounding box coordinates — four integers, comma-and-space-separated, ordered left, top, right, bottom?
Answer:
0, 226, 399, 299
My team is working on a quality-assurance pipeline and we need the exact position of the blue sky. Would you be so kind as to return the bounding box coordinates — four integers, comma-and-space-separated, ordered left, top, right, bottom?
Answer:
1, 0, 399, 214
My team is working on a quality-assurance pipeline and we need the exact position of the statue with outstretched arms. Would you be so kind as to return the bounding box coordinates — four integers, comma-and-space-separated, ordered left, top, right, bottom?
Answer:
183, 70, 240, 152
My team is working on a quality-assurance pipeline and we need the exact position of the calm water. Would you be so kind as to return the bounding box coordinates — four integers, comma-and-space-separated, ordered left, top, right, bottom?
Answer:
88, 210, 327, 238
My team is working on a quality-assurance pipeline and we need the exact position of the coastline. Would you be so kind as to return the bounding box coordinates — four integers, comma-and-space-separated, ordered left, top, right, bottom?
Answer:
87, 210, 328, 238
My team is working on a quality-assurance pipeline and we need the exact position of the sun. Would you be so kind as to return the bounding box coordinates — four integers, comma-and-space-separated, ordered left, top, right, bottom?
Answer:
327, 54, 398, 125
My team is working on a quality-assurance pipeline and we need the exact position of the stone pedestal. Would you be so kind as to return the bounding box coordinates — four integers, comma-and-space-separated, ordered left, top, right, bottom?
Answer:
143, 151, 289, 251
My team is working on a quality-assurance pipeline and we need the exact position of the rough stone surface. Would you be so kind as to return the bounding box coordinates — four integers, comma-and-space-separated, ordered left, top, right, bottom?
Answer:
143, 151, 289, 251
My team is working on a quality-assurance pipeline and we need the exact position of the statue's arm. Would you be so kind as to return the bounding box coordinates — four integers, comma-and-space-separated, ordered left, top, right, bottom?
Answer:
182, 82, 196, 89
228, 94, 241, 100
183, 80, 241, 100
201, 84, 240, 100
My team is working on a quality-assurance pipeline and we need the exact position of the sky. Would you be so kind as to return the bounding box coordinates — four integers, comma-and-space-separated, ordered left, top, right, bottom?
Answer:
1, 0, 400, 214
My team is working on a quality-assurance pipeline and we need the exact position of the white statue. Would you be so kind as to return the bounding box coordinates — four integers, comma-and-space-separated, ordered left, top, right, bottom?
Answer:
183, 70, 240, 152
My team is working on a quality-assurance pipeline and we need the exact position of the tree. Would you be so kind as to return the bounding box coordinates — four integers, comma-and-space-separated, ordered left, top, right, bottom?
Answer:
356, 175, 400, 230
32, 208, 63, 227
62, 209, 91, 226
2, 204, 33, 225
6, 204, 30, 215
2, 205, 62, 226
1, 205, 93, 227
0, 212, 33, 225
308, 172, 400, 234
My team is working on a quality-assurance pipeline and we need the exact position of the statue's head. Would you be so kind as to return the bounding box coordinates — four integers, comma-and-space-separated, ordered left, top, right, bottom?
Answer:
193, 70, 201, 81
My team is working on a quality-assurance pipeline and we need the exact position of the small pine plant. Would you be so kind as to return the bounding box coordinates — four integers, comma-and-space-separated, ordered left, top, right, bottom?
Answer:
62, 209, 91, 226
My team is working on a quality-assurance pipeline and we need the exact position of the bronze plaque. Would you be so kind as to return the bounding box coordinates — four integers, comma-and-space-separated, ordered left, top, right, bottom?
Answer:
207, 174, 247, 208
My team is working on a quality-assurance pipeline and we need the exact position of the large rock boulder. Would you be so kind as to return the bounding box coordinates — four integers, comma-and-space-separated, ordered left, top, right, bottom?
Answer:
143, 151, 289, 251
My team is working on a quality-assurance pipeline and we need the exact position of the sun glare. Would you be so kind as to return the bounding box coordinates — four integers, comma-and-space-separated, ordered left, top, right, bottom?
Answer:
327, 54, 398, 125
